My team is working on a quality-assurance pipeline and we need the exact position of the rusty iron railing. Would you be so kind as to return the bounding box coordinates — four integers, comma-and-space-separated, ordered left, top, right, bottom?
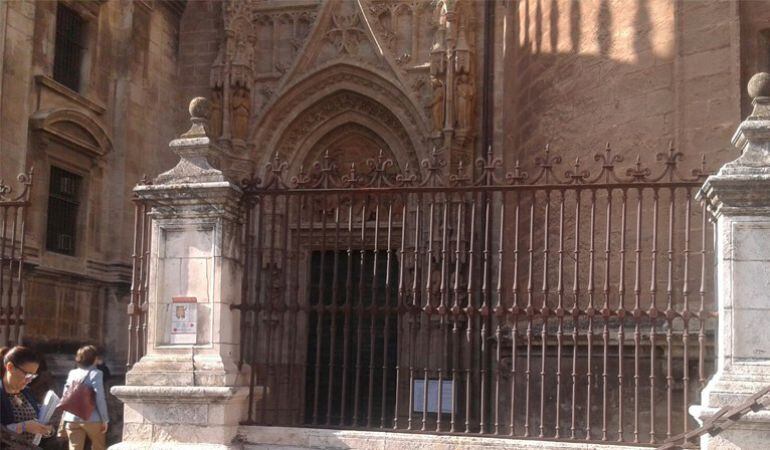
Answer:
126, 179, 153, 369
658, 385, 770, 449
0, 168, 33, 348
235, 145, 717, 445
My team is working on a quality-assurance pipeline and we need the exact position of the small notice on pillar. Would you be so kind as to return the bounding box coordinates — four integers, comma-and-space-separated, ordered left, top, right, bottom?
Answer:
170, 296, 197, 344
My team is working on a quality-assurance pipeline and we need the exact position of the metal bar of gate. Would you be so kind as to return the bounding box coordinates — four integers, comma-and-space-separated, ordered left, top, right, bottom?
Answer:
0, 170, 33, 348
236, 149, 716, 446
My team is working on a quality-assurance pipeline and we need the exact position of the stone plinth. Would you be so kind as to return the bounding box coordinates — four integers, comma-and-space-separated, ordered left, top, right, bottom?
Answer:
111, 98, 249, 449
112, 386, 249, 450
691, 74, 770, 448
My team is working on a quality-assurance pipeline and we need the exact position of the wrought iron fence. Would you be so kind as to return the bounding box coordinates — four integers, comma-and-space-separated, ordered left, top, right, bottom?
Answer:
126, 194, 152, 368
0, 168, 33, 348
236, 145, 717, 445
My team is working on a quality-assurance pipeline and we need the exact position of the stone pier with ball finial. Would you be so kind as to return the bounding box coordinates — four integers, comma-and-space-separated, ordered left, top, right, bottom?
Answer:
110, 97, 251, 449
690, 72, 770, 448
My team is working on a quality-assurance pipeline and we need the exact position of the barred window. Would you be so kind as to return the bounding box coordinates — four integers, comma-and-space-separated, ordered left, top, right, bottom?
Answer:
53, 3, 85, 92
46, 166, 82, 255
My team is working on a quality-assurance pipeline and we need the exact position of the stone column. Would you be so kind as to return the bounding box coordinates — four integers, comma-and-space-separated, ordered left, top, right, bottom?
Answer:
691, 73, 770, 448
111, 98, 249, 450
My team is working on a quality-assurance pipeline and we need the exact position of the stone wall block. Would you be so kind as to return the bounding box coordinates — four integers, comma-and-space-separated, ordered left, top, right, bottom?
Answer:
733, 308, 770, 360
732, 222, 770, 260
207, 400, 247, 426
121, 423, 154, 442
122, 404, 145, 425
136, 402, 208, 425
163, 224, 214, 258
152, 424, 237, 444
731, 261, 770, 309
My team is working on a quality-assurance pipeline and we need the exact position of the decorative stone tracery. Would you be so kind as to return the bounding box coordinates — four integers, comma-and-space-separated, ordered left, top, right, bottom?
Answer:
275, 90, 418, 177
208, 0, 483, 179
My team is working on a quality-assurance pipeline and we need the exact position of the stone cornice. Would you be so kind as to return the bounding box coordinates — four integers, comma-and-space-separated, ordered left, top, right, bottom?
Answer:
698, 174, 770, 218
111, 385, 248, 403
134, 181, 243, 222
35, 75, 107, 115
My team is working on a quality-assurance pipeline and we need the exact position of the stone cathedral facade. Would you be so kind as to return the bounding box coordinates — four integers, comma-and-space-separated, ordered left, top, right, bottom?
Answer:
1, 0, 769, 377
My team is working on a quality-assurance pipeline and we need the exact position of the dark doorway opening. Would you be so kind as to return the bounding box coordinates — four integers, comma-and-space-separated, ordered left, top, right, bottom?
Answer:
304, 250, 399, 427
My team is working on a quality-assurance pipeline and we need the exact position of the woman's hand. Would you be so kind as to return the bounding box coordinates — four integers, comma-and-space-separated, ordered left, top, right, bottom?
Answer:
24, 420, 53, 435
100, 422, 108, 434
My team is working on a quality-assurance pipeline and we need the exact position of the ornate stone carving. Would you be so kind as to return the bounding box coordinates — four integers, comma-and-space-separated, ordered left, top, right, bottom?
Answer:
231, 85, 251, 141
430, 76, 445, 132
276, 90, 416, 167
154, 98, 227, 185
209, 0, 321, 144
210, 88, 223, 139
258, 66, 428, 156
455, 73, 472, 130
325, 13, 368, 55
454, 25, 471, 76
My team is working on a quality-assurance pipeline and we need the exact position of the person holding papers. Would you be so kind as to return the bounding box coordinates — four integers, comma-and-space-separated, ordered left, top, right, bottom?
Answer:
0, 346, 54, 448
61, 345, 109, 450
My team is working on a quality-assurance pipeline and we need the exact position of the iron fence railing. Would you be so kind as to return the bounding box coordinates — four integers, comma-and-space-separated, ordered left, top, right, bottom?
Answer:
126, 193, 152, 369
233, 145, 717, 445
0, 168, 33, 348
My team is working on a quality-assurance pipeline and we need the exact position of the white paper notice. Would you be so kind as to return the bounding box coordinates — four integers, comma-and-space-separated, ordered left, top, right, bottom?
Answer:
34, 390, 60, 445
170, 296, 197, 344
412, 379, 454, 414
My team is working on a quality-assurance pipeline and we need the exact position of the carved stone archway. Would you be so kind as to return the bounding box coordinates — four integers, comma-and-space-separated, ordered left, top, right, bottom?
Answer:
277, 97, 418, 182
251, 63, 430, 177
300, 122, 401, 180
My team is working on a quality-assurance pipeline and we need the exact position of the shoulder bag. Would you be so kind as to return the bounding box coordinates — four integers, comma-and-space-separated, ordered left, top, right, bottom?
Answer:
57, 369, 95, 420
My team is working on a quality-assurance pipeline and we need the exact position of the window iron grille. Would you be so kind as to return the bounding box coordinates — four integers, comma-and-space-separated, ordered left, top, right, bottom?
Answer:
46, 166, 81, 255
53, 3, 85, 92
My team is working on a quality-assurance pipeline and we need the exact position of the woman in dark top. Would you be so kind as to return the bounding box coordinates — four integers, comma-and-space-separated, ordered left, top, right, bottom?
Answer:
0, 346, 53, 448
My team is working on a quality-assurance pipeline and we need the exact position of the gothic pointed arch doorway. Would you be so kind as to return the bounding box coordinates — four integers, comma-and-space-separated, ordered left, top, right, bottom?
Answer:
254, 116, 410, 425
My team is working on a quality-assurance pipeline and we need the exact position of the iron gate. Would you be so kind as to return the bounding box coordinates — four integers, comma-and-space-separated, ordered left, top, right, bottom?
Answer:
0, 168, 33, 347
237, 146, 716, 445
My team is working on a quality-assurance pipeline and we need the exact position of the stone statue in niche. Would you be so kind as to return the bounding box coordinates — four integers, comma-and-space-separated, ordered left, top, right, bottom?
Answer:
430, 76, 445, 132
455, 73, 472, 130
231, 85, 251, 141
209, 88, 223, 138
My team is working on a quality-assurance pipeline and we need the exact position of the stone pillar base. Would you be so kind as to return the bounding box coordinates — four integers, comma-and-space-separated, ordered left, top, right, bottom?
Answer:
110, 386, 249, 450
690, 405, 770, 449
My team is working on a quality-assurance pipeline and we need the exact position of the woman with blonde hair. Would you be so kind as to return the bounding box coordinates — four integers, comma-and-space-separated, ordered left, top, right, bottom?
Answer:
61, 345, 109, 450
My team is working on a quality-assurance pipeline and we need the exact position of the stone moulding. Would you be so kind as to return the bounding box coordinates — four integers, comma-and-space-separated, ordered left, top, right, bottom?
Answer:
111, 385, 247, 402
697, 175, 770, 217
237, 425, 647, 450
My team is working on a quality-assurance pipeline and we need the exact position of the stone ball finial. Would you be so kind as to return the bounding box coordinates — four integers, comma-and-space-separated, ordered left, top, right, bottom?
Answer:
189, 97, 211, 120
748, 72, 770, 100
